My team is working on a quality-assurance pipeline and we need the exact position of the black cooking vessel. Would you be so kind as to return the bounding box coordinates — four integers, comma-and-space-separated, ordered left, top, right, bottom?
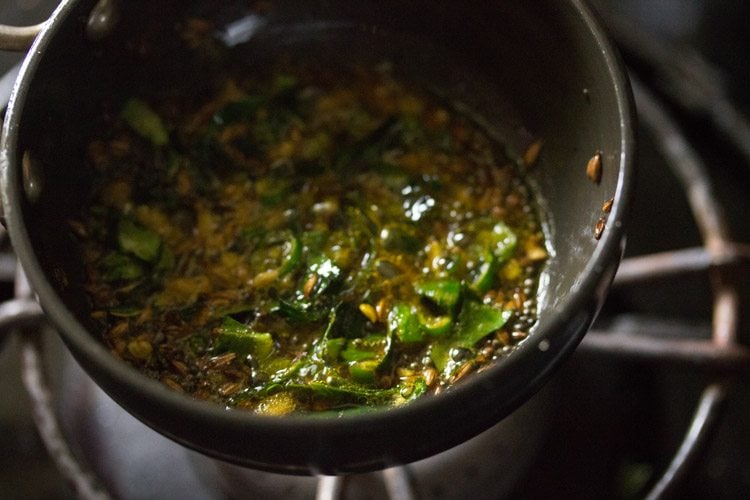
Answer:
0, 0, 635, 474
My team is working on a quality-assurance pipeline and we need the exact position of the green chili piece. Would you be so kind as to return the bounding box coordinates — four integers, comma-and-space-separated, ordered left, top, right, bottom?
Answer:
319, 337, 346, 364
341, 334, 389, 362
419, 314, 452, 336
469, 251, 497, 295
454, 300, 511, 348
349, 359, 380, 384
415, 278, 462, 310
278, 234, 301, 276
117, 219, 162, 263
388, 303, 423, 343
487, 222, 518, 264
120, 98, 169, 146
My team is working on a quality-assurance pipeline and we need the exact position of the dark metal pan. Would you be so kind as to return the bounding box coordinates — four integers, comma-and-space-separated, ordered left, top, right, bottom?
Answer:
0, 0, 635, 474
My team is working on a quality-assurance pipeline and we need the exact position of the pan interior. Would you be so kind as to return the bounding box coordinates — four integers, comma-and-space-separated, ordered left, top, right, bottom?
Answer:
6, 0, 630, 472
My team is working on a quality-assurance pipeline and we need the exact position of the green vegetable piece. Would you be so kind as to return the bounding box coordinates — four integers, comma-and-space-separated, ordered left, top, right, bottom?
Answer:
388, 303, 423, 343
349, 359, 380, 384
305, 304, 343, 365
419, 314, 452, 336
285, 381, 397, 406
341, 334, 389, 362
454, 300, 511, 348
469, 251, 497, 295
400, 377, 429, 401
317, 337, 346, 364
250, 230, 301, 278
487, 222, 518, 263
101, 252, 143, 282
117, 219, 162, 263
415, 279, 461, 310
216, 317, 274, 359
429, 342, 451, 373
121, 98, 169, 146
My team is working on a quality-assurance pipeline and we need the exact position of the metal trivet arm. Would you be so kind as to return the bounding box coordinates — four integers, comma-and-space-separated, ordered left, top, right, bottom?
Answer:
579, 78, 750, 499
0, 260, 111, 500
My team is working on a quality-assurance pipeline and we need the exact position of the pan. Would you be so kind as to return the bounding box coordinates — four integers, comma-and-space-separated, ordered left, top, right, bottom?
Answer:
0, 0, 635, 474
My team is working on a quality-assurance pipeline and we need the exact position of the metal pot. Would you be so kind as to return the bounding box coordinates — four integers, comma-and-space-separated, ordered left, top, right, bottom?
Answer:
0, 0, 635, 474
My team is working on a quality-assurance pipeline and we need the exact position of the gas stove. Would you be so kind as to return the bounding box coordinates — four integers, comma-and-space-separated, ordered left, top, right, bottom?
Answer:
1, 1, 749, 498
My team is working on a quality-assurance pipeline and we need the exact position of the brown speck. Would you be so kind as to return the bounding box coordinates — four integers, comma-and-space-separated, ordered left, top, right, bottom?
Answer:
423, 367, 438, 388
602, 197, 614, 213
210, 352, 237, 368
303, 273, 318, 298
511, 330, 528, 341
586, 151, 603, 184
594, 216, 606, 240
523, 139, 543, 168
162, 378, 185, 393
218, 382, 242, 397
452, 362, 475, 382
495, 330, 511, 346
67, 219, 88, 238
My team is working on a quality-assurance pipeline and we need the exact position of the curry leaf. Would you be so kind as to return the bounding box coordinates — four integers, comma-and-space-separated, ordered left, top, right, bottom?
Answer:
215, 317, 274, 359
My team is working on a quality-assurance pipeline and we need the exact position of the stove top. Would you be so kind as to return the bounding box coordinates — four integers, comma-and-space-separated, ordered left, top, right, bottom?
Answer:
1, 1, 749, 499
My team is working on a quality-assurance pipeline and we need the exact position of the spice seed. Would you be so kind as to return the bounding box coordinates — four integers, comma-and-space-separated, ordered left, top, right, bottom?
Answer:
523, 139, 543, 168
594, 216, 606, 240
303, 273, 318, 298
602, 197, 614, 213
358, 303, 378, 323
586, 151, 603, 184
